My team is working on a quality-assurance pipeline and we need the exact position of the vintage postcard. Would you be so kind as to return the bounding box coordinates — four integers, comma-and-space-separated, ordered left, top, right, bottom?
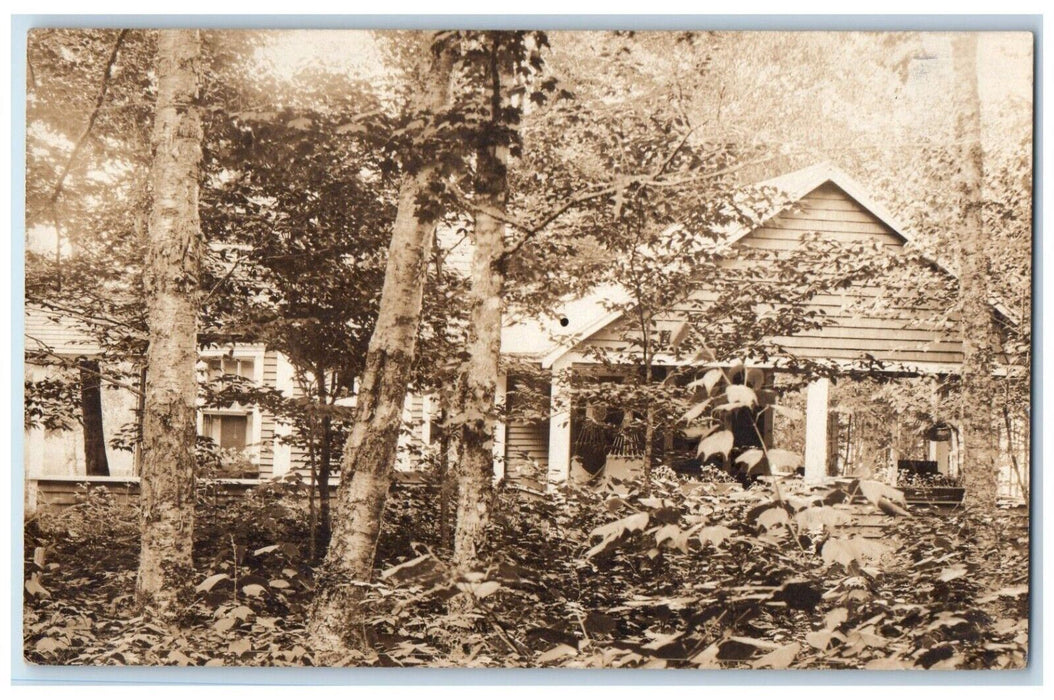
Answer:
22, 27, 1032, 670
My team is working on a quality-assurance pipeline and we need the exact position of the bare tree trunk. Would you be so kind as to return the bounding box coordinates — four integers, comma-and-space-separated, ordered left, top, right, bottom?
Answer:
79, 358, 110, 476
136, 29, 203, 616
307, 44, 454, 653
453, 49, 509, 570
435, 397, 454, 551
952, 34, 999, 509
316, 367, 333, 552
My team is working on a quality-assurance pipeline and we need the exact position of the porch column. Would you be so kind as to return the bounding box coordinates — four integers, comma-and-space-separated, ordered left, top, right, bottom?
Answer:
547, 355, 573, 488
804, 377, 830, 482
493, 372, 507, 482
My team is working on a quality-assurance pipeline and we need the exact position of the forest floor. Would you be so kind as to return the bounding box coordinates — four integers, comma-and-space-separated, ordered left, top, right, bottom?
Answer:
22, 475, 1030, 669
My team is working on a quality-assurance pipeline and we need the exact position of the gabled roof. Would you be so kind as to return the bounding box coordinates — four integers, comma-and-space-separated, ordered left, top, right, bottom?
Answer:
499, 161, 1017, 369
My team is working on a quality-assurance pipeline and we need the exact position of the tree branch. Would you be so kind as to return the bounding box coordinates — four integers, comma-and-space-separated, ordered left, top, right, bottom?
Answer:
46, 29, 129, 211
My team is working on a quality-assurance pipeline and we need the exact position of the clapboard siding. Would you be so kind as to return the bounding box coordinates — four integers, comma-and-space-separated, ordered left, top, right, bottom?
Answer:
579, 183, 965, 367
256, 350, 280, 478
504, 375, 550, 479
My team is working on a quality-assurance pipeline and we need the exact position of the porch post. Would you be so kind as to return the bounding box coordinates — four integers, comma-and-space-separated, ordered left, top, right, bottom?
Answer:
804, 377, 830, 482
493, 372, 507, 481
547, 355, 573, 488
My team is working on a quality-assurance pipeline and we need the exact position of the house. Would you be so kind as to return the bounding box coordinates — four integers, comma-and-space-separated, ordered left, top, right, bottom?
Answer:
419, 162, 1026, 497
23, 303, 434, 509
23, 162, 1029, 507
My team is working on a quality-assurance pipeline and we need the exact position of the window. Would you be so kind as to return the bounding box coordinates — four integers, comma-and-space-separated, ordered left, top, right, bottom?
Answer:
205, 357, 255, 382
202, 413, 251, 450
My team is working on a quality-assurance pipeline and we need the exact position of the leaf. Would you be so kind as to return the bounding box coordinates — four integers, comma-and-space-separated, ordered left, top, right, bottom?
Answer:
537, 643, 577, 663
269, 579, 290, 589
230, 605, 254, 620
241, 584, 266, 597
736, 448, 765, 471
25, 576, 50, 598
824, 607, 848, 630
688, 368, 724, 395
795, 506, 849, 531
750, 642, 799, 669
804, 629, 845, 651
682, 400, 712, 424
228, 638, 251, 655
253, 545, 279, 556
286, 117, 312, 130
865, 656, 909, 670
682, 423, 718, 439
744, 368, 766, 390
459, 580, 500, 599
766, 449, 801, 473
195, 573, 229, 593
381, 554, 437, 583
858, 479, 907, 508
697, 430, 733, 460
167, 649, 193, 666
33, 546, 46, 569
725, 384, 757, 407
938, 565, 968, 582
589, 512, 649, 540
877, 496, 911, 517
756, 507, 790, 531
654, 524, 690, 553
35, 637, 65, 653
698, 525, 735, 547
214, 616, 237, 633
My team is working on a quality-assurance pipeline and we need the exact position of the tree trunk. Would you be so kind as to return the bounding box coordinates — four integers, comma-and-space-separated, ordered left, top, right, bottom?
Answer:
136, 29, 203, 616
951, 34, 999, 509
317, 368, 332, 552
79, 358, 110, 476
453, 52, 509, 571
307, 44, 454, 653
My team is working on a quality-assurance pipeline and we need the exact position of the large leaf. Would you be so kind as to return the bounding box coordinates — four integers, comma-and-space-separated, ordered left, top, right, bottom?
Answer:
589, 511, 649, 540
688, 368, 725, 395
735, 448, 765, 471
750, 642, 799, 669
697, 429, 733, 460
725, 384, 757, 408
195, 573, 229, 593
858, 479, 907, 508
381, 554, 438, 583
756, 507, 790, 531
682, 400, 712, 424
698, 525, 735, 547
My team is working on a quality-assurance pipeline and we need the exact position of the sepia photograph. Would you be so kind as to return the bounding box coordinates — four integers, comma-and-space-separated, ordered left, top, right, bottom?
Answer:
20, 25, 1033, 671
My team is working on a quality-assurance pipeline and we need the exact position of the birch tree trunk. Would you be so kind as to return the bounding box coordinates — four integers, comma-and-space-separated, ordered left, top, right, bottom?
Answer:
307, 44, 454, 652
452, 146, 507, 569
951, 33, 999, 509
136, 29, 203, 614
453, 51, 509, 570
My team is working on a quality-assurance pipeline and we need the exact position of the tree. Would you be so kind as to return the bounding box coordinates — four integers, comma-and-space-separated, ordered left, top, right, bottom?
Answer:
449, 31, 553, 569
136, 29, 204, 614
200, 58, 397, 552
950, 33, 999, 508
308, 34, 456, 652
78, 359, 109, 476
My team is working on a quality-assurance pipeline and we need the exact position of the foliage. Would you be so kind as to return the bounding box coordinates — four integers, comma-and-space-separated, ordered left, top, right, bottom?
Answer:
24, 475, 1026, 668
